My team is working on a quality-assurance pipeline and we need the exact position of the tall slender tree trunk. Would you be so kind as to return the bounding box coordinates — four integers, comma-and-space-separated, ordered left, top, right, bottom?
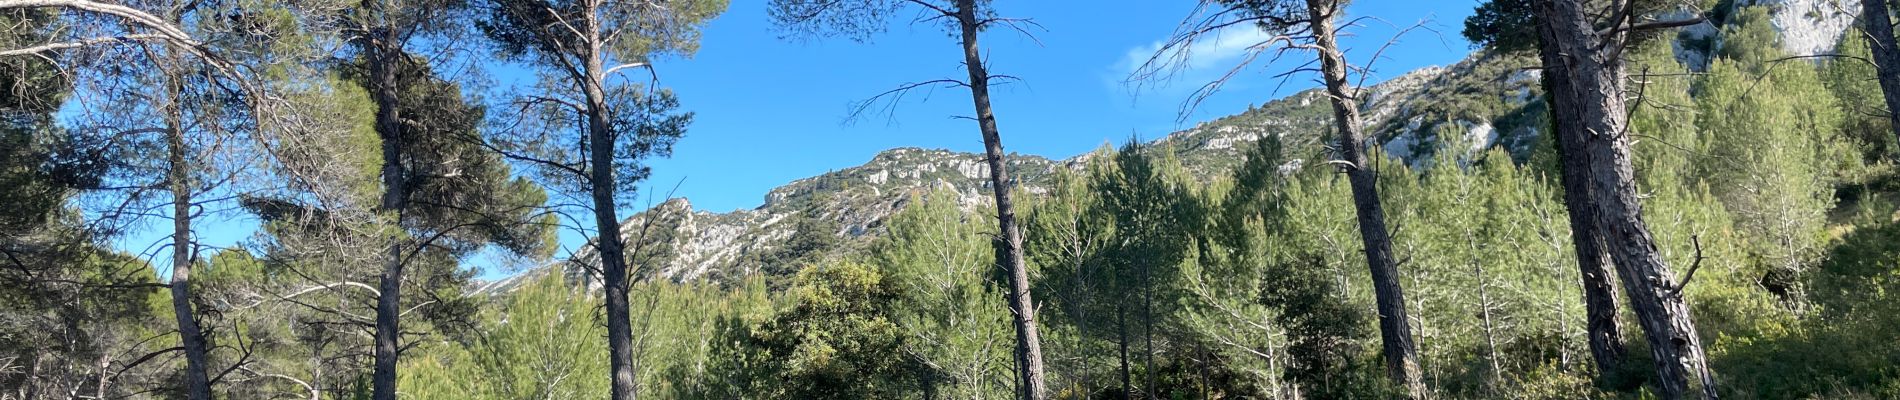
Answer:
1143, 278, 1156, 400
1118, 308, 1133, 400
163, 72, 212, 400
1532, 1, 1717, 398
1860, 0, 1900, 148
577, 15, 640, 397
367, 7, 409, 398
952, 1, 1046, 399
1473, 261, 1503, 389
1304, 1, 1425, 396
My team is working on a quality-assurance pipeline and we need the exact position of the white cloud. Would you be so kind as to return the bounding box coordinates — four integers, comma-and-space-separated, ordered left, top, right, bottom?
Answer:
1115, 23, 1275, 86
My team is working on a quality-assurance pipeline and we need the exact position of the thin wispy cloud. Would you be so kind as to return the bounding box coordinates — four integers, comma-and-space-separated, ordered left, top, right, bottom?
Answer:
1113, 23, 1274, 93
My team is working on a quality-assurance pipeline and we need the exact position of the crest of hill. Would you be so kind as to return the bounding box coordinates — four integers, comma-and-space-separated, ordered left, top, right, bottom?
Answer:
474, 1, 1862, 294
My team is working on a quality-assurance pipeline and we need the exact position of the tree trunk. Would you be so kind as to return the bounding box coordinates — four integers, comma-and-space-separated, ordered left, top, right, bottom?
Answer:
1532, 1, 1717, 398
1550, 143, 1627, 381
576, 20, 640, 398
164, 72, 213, 400
1861, 0, 1900, 149
1474, 261, 1503, 389
953, 1, 1046, 399
1304, 0, 1426, 397
367, 8, 408, 398
1141, 263, 1156, 400
1119, 308, 1133, 400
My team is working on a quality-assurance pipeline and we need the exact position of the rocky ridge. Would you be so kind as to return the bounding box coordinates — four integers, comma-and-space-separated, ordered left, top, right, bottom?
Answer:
474, 2, 1856, 294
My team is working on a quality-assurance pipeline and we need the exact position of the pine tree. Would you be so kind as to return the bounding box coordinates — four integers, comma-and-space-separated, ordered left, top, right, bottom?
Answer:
480, 0, 724, 396
1531, 0, 1717, 397
1697, 7, 1845, 293
877, 189, 1015, 398
767, 1, 1053, 396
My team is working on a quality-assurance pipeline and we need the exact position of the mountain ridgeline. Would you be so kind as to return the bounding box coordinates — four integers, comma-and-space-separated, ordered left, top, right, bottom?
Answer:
491, 0, 1857, 292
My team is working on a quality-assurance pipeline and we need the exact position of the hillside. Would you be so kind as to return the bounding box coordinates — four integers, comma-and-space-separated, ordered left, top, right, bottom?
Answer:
477, 0, 1862, 293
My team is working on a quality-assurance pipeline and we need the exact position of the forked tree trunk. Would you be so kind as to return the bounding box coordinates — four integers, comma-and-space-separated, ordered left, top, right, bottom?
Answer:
367, 6, 408, 397
163, 71, 212, 400
1538, 46, 1628, 380
1860, 0, 1900, 148
952, 1, 1046, 399
1532, 0, 1717, 398
1304, 0, 1426, 397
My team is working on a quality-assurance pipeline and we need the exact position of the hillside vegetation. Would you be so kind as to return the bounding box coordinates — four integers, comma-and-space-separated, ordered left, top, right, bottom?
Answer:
5, 0, 1900, 399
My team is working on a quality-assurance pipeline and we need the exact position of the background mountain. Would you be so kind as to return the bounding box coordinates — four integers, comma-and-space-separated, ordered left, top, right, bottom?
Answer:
476, 0, 1861, 294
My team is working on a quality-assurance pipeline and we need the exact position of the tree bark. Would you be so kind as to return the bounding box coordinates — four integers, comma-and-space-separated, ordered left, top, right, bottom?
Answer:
1304, 0, 1426, 397
952, 1, 1046, 399
578, 14, 641, 398
1538, 46, 1628, 380
367, 3, 408, 397
1532, 1, 1717, 398
1860, 0, 1900, 149
164, 72, 212, 400
1551, 149, 1627, 381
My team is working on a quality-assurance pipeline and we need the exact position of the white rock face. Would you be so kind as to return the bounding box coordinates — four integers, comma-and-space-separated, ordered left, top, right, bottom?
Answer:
1743, 0, 1859, 58
1461, 121, 1499, 159
1381, 116, 1428, 162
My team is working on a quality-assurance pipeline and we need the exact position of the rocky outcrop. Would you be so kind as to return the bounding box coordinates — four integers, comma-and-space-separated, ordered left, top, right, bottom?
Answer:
476, 7, 1842, 293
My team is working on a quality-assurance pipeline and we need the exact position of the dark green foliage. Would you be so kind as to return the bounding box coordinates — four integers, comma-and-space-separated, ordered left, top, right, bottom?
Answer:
338, 56, 556, 260
693, 262, 924, 399
1030, 142, 1206, 397
0, 9, 93, 234
1212, 0, 1310, 33
758, 208, 843, 290
0, 10, 178, 397
1263, 253, 1384, 399
1463, 0, 1535, 53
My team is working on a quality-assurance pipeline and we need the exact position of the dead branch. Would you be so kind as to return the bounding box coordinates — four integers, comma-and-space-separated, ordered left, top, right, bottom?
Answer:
845, 78, 970, 124
1668, 235, 1704, 297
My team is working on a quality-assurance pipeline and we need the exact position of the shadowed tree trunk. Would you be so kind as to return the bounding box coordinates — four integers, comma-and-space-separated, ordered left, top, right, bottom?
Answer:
1860, 0, 1900, 148
1304, 0, 1426, 396
952, 1, 1047, 398
1532, 0, 1716, 398
1119, 308, 1133, 400
367, 2, 408, 396
1564, 172, 1627, 382
1541, 70, 1628, 381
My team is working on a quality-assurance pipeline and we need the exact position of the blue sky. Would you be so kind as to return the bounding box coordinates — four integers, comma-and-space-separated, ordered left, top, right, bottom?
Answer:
121, 0, 1484, 279
638, 0, 1480, 214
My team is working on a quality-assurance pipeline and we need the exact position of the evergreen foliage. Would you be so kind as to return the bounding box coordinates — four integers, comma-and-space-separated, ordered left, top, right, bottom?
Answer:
10, 1, 1900, 399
